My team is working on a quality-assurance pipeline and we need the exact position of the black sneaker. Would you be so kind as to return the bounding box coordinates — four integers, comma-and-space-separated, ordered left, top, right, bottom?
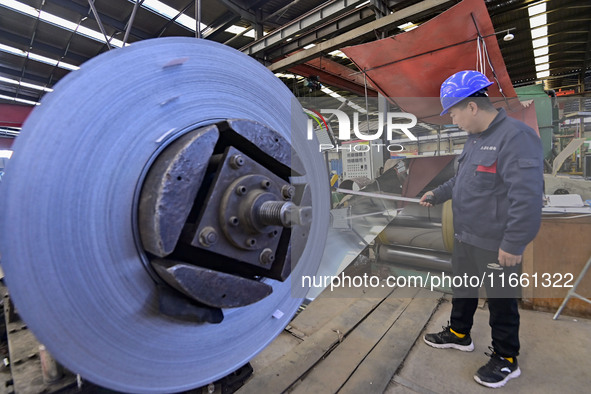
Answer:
423, 325, 474, 351
474, 347, 521, 388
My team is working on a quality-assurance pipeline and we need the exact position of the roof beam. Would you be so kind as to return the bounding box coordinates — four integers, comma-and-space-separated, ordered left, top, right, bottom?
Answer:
0, 66, 57, 87
265, 7, 375, 60
217, 0, 257, 21
580, 24, 591, 85
0, 87, 40, 104
370, 0, 390, 19
46, 0, 151, 40
0, 28, 87, 65
488, 0, 590, 17
240, 0, 368, 57
268, 0, 451, 73
155, 0, 193, 37
262, 0, 303, 24
202, 11, 241, 39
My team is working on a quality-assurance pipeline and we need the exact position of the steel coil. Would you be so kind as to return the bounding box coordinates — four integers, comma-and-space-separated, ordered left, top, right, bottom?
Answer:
0, 38, 329, 393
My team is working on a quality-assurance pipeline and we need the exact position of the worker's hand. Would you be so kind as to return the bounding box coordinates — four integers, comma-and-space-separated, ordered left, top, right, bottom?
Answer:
419, 191, 435, 207
498, 248, 522, 267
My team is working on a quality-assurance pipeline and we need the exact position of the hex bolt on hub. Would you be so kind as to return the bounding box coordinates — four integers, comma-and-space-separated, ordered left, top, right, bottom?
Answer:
199, 227, 218, 247
281, 185, 295, 200
229, 154, 245, 169
259, 248, 275, 265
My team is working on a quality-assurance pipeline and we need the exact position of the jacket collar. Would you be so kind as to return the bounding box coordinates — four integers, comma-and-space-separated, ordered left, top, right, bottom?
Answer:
478, 107, 507, 137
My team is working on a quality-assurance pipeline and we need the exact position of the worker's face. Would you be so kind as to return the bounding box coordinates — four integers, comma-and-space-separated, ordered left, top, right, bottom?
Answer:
449, 102, 477, 134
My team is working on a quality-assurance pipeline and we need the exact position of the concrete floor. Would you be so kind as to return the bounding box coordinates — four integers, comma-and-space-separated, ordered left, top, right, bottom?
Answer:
385, 297, 591, 393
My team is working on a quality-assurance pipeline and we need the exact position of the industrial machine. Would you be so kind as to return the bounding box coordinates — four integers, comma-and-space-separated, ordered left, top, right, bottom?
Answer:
1, 30, 584, 394
331, 156, 457, 278
0, 38, 329, 393
0, 36, 464, 394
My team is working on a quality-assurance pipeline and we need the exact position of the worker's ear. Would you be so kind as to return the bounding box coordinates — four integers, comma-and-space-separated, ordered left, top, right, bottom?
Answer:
467, 101, 478, 114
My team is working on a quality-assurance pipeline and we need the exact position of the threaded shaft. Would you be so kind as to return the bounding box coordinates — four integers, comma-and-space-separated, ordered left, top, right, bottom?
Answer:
258, 201, 290, 226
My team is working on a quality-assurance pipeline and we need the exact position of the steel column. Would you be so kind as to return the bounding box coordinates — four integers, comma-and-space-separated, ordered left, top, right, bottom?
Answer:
87, 0, 112, 50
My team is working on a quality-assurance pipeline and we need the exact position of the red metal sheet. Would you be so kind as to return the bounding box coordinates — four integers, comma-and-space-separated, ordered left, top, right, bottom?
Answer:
508, 101, 540, 136
342, 0, 517, 124
289, 57, 378, 97
0, 138, 14, 149
0, 104, 33, 127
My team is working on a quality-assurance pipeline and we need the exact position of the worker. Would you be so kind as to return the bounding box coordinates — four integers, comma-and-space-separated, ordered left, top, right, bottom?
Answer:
419, 70, 544, 388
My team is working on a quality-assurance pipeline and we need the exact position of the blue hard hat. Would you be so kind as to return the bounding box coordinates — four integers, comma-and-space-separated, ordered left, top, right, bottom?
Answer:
439, 70, 493, 115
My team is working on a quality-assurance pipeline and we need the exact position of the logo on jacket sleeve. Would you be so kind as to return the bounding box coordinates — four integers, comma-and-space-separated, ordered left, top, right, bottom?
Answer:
480, 146, 497, 151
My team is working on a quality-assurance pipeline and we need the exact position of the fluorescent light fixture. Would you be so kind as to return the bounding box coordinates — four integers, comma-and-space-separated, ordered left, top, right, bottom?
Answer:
536, 70, 550, 78
535, 63, 549, 72
274, 73, 297, 79
225, 25, 245, 34
328, 50, 348, 59
529, 14, 546, 28
534, 55, 549, 65
528, 2, 549, 80
0, 93, 40, 105
0, 127, 20, 136
321, 87, 367, 113
29, 52, 79, 71
355, 0, 370, 8
0, 0, 29, 14
0, 77, 53, 92
0, 43, 79, 71
0, 150, 13, 159
140, 0, 207, 32
224, 25, 254, 38
531, 26, 547, 39
224, 25, 255, 38
534, 47, 548, 57
0, 43, 23, 56
528, 2, 546, 17
303, 43, 316, 49
532, 37, 548, 48
398, 22, 418, 31
0, 0, 124, 47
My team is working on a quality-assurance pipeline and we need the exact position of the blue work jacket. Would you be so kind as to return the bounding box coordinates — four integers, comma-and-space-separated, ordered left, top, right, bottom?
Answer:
432, 108, 544, 255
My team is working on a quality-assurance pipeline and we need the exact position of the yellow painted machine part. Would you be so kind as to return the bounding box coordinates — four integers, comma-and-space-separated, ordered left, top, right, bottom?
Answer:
378, 200, 454, 249
377, 228, 388, 244
441, 200, 454, 253
330, 174, 339, 187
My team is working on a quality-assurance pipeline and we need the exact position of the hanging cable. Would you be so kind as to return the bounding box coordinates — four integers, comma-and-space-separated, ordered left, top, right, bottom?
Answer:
482, 39, 506, 100
470, 12, 508, 108
363, 71, 371, 134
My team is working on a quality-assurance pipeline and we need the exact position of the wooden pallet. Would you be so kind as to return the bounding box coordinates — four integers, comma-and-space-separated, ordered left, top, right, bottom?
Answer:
238, 285, 443, 394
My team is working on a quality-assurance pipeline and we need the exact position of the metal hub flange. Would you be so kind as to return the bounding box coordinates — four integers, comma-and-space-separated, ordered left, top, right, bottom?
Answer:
138, 119, 311, 320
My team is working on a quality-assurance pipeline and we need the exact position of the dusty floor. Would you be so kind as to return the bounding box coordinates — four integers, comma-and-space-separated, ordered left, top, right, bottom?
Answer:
385, 298, 591, 393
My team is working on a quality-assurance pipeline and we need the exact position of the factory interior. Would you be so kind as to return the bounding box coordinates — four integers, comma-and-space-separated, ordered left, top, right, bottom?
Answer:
0, 0, 590, 393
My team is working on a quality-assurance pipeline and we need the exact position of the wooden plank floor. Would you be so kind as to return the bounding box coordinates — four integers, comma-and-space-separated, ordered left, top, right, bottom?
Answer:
238, 285, 443, 394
